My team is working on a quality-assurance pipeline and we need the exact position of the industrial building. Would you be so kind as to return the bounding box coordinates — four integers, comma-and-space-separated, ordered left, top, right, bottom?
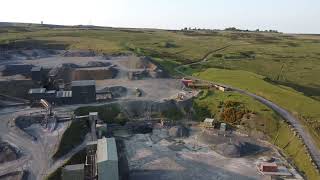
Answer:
62, 137, 119, 180
28, 88, 71, 104
97, 137, 119, 180
55, 91, 72, 104
31, 66, 44, 82
28, 80, 97, 104
71, 80, 96, 104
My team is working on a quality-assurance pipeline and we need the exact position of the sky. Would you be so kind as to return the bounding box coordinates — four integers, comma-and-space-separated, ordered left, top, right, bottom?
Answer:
1, 0, 320, 34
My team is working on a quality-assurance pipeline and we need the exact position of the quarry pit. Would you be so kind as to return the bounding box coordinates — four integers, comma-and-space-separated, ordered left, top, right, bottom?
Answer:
0, 50, 302, 180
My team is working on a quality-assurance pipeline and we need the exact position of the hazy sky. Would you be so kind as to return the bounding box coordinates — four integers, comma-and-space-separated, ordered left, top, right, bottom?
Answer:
1, 0, 319, 33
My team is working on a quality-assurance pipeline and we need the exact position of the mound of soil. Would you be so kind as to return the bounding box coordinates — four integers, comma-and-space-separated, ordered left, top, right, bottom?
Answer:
168, 126, 189, 138
0, 142, 19, 164
215, 140, 264, 158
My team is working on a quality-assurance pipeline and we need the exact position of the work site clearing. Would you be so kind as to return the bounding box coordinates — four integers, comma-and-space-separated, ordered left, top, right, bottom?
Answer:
0, 49, 306, 180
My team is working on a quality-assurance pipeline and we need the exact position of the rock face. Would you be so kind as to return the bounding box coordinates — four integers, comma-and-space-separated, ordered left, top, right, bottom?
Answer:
168, 126, 189, 138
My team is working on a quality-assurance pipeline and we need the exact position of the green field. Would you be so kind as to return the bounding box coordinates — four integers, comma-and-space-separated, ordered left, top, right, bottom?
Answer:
193, 68, 320, 145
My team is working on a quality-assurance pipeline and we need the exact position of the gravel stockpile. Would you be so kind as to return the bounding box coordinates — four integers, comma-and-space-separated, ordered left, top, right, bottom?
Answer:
215, 140, 264, 158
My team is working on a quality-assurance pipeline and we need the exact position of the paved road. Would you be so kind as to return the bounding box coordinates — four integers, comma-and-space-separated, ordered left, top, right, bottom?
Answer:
175, 45, 320, 169
234, 88, 320, 168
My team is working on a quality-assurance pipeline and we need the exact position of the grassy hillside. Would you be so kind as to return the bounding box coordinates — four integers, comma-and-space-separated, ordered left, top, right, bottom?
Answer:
194, 68, 320, 147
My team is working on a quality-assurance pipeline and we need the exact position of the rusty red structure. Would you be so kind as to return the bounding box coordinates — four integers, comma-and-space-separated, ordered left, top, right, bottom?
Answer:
259, 163, 278, 172
181, 78, 193, 87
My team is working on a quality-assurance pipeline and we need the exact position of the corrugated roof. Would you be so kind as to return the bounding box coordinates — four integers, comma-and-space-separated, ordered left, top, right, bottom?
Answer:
97, 137, 118, 162
56, 91, 72, 98
28, 88, 46, 94
71, 80, 95, 87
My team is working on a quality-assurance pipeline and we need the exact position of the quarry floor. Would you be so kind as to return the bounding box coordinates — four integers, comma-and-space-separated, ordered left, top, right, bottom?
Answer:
123, 128, 264, 180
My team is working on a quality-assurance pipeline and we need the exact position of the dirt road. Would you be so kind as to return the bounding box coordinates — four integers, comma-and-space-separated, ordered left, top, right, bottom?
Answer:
0, 107, 49, 179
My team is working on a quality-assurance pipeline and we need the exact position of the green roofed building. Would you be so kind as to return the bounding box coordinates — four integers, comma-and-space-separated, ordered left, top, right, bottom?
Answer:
97, 137, 119, 180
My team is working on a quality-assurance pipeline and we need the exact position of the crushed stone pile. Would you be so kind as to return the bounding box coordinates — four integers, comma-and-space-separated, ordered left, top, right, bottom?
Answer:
215, 140, 264, 158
